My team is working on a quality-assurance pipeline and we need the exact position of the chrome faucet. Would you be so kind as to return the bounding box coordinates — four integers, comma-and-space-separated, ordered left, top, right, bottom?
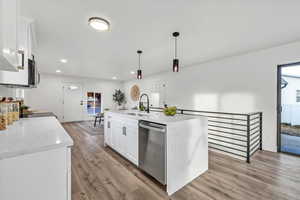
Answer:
139, 93, 150, 113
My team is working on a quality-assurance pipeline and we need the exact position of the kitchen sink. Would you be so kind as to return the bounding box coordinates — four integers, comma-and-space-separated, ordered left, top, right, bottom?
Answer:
126, 112, 149, 117
127, 112, 137, 116
137, 113, 149, 117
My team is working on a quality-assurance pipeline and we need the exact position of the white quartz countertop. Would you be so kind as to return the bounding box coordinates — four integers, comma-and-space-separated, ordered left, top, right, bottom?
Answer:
0, 116, 74, 160
106, 110, 200, 124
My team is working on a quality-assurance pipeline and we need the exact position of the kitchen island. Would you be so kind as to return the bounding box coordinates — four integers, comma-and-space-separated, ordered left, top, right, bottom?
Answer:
0, 116, 73, 200
104, 110, 208, 195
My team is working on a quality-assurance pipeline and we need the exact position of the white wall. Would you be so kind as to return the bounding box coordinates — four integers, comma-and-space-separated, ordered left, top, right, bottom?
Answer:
124, 41, 300, 152
0, 86, 24, 98
0, 86, 15, 97
25, 73, 122, 121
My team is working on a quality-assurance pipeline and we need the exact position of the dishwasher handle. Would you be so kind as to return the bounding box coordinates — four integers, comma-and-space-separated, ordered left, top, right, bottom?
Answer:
139, 123, 166, 133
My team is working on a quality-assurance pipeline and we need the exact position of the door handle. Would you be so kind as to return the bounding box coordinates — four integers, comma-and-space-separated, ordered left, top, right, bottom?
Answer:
123, 127, 126, 136
108, 121, 111, 128
139, 124, 166, 133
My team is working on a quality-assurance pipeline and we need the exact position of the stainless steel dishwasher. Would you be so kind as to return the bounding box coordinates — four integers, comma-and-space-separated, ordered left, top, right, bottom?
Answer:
139, 121, 166, 185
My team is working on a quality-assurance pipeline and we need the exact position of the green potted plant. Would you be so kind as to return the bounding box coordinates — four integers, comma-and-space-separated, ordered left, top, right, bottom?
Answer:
113, 89, 126, 109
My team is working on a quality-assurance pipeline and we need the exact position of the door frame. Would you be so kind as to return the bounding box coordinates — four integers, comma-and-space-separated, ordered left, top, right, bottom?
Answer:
277, 61, 300, 153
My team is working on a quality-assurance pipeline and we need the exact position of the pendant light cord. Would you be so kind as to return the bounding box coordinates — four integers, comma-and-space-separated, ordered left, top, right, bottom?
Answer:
138, 53, 141, 70
175, 37, 177, 59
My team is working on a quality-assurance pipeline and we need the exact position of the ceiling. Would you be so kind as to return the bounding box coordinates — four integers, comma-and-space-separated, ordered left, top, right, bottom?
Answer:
21, 0, 300, 81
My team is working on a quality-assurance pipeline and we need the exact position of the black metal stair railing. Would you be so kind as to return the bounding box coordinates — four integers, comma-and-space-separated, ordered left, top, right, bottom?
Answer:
150, 107, 262, 163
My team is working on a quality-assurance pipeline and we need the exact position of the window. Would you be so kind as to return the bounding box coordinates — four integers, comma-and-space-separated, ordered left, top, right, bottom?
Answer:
296, 90, 300, 102
87, 92, 101, 115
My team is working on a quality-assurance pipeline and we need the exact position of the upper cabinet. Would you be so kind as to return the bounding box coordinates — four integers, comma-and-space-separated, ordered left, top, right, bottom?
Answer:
0, 0, 20, 71
0, 0, 38, 86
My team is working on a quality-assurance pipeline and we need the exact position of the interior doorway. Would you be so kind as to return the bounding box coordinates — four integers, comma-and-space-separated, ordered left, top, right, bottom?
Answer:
278, 62, 300, 155
62, 83, 84, 122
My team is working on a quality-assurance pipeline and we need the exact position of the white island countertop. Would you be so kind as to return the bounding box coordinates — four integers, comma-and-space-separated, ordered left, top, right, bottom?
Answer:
0, 116, 73, 160
107, 110, 199, 124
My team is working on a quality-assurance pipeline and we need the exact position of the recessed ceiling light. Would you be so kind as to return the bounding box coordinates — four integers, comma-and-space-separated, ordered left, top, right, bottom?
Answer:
112, 76, 117, 80
60, 59, 68, 63
56, 69, 62, 73
88, 17, 110, 31
2, 48, 10, 54
130, 71, 135, 74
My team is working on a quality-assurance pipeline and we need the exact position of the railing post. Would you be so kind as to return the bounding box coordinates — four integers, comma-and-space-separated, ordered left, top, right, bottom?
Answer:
247, 114, 250, 163
259, 112, 263, 150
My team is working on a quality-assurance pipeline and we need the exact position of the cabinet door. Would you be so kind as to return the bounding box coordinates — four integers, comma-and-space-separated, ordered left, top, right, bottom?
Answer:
0, 148, 69, 200
111, 119, 123, 154
124, 120, 138, 165
119, 126, 127, 157
104, 116, 112, 146
108, 116, 138, 166
1, 0, 19, 70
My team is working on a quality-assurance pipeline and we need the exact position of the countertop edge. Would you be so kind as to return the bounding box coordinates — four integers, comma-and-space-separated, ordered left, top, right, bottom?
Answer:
0, 141, 74, 161
106, 111, 202, 124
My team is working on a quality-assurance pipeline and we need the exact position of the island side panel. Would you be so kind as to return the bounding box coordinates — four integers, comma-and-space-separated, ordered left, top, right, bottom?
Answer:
166, 117, 208, 195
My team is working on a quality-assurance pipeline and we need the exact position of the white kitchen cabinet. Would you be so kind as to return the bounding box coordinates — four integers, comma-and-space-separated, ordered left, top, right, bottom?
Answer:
0, 17, 36, 86
0, 0, 20, 71
0, 147, 71, 200
104, 113, 139, 166
111, 118, 124, 154
104, 115, 112, 146
0, 117, 74, 200
125, 121, 138, 165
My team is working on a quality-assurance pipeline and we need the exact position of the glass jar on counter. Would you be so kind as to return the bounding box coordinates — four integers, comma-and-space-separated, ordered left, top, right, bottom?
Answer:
12, 102, 19, 121
0, 102, 8, 130
7, 102, 13, 125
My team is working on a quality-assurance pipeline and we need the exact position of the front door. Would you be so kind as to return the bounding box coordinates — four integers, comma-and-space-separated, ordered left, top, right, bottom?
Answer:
63, 84, 84, 122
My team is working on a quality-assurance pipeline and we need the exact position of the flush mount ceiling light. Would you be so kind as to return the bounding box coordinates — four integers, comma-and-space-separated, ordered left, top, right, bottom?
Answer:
56, 69, 61, 73
88, 17, 110, 31
130, 71, 135, 74
112, 76, 117, 80
60, 59, 68, 63
172, 32, 180, 72
137, 50, 143, 80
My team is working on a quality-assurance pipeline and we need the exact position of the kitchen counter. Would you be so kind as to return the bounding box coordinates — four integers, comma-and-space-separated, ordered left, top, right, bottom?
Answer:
0, 116, 73, 160
106, 110, 198, 124
105, 110, 208, 195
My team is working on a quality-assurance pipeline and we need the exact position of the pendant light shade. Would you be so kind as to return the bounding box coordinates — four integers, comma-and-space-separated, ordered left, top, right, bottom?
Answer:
173, 58, 179, 72
172, 32, 180, 72
137, 50, 143, 79
137, 69, 142, 79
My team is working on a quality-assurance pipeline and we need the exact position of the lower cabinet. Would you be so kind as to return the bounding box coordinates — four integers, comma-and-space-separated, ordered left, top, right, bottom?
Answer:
0, 147, 71, 200
104, 114, 138, 165
125, 122, 138, 165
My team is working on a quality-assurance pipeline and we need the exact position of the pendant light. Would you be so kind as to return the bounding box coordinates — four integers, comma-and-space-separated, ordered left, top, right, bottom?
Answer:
172, 32, 180, 72
137, 50, 143, 79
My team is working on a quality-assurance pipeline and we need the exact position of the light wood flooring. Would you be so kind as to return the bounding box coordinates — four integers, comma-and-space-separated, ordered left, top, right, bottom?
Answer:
62, 122, 300, 200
